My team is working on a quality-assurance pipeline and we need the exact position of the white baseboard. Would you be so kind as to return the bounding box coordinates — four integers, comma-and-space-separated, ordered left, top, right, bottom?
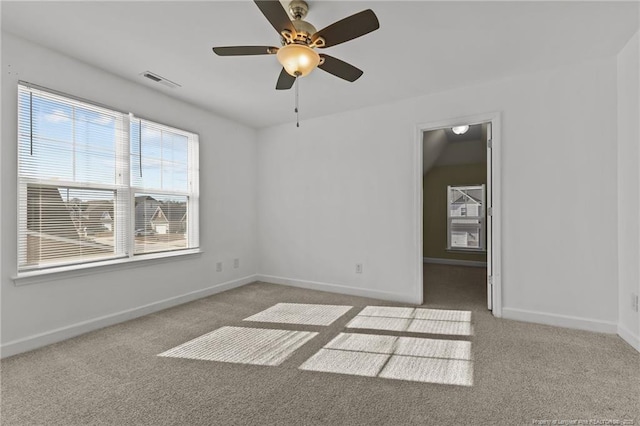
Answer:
617, 323, 640, 352
502, 307, 618, 334
423, 257, 487, 268
257, 274, 419, 304
0, 274, 258, 359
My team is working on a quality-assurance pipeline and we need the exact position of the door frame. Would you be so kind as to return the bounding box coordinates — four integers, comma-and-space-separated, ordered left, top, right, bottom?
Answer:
414, 112, 502, 317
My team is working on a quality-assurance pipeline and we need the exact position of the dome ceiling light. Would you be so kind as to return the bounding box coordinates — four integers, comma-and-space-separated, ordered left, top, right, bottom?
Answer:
452, 125, 470, 135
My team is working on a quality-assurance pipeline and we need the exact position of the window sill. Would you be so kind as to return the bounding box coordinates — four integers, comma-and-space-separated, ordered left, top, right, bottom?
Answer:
12, 249, 203, 286
446, 248, 487, 253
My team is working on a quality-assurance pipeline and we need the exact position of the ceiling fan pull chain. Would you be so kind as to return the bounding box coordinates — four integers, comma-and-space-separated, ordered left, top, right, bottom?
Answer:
295, 73, 300, 128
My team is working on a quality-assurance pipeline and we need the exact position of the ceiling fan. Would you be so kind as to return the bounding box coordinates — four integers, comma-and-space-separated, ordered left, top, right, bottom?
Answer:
212, 0, 380, 90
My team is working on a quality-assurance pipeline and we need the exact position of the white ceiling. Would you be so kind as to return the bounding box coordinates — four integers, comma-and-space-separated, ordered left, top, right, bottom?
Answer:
2, 1, 638, 129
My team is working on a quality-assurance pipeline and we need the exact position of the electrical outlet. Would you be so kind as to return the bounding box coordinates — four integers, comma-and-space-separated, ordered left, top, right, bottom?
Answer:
632, 293, 639, 313
216, 262, 222, 272
233, 258, 240, 269
355, 263, 363, 274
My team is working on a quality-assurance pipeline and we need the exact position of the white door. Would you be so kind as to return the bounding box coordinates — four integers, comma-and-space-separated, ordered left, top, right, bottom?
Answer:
486, 122, 493, 310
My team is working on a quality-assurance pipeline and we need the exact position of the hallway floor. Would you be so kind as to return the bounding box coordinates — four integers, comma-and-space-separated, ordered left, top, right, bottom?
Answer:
423, 263, 487, 310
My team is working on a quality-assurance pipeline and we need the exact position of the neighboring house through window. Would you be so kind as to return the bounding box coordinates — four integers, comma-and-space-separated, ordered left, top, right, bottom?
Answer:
447, 184, 486, 251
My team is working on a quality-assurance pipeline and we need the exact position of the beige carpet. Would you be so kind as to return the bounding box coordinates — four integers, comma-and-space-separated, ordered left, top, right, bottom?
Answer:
1, 264, 639, 425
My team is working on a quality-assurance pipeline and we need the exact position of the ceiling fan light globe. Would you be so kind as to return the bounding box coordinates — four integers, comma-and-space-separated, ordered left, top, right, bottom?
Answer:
277, 44, 320, 77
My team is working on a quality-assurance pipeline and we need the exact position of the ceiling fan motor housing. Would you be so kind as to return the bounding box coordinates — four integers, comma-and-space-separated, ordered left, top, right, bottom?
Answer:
277, 1, 316, 46
287, 20, 317, 45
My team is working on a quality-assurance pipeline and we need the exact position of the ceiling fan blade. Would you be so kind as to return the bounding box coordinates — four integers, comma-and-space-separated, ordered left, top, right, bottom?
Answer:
212, 46, 278, 56
254, 1, 297, 37
312, 9, 379, 48
276, 68, 296, 90
318, 54, 363, 82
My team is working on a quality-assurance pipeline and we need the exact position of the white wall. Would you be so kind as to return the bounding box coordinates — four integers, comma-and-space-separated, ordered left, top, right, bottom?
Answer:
258, 54, 620, 332
0, 33, 259, 357
1, 30, 632, 357
617, 30, 640, 351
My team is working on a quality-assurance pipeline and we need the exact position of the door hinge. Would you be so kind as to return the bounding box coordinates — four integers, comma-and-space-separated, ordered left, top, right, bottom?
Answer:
487, 139, 492, 149
487, 207, 493, 216
488, 276, 493, 285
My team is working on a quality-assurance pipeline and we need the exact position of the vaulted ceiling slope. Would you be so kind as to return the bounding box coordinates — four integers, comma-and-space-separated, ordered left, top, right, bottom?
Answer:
2, 1, 638, 129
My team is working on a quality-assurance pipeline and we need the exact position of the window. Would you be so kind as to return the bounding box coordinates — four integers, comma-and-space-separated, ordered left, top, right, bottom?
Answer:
447, 185, 485, 252
130, 118, 198, 255
17, 83, 199, 273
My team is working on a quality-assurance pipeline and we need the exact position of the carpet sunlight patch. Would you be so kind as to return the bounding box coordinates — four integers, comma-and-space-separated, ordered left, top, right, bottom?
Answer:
243, 303, 353, 326
325, 332, 397, 354
300, 348, 389, 377
406, 319, 473, 336
413, 308, 471, 322
299, 332, 474, 386
158, 326, 318, 366
346, 316, 411, 332
347, 306, 473, 336
379, 356, 473, 386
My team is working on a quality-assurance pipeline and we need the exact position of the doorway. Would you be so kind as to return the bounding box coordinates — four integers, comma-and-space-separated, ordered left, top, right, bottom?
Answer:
414, 113, 501, 317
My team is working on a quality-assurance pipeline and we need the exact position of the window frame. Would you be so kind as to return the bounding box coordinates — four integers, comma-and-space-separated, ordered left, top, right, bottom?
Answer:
18, 182, 126, 271
446, 184, 486, 252
15, 82, 200, 279
129, 116, 199, 257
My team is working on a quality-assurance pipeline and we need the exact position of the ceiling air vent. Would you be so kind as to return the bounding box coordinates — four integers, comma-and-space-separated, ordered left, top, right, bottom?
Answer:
140, 71, 181, 89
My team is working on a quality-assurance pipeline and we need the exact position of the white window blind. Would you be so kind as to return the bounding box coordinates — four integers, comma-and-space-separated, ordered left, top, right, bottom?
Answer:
17, 83, 199, 273
18, 85, 128, 270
